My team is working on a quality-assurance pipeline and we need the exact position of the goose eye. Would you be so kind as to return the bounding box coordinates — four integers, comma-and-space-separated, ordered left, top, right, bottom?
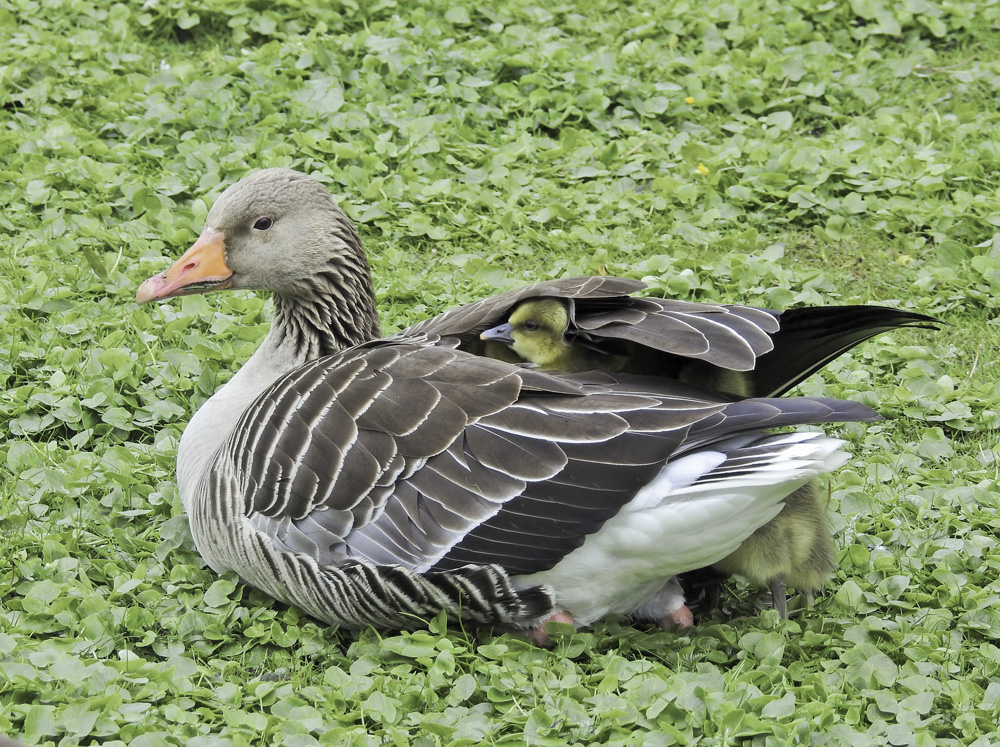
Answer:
522, 321, 538, 331
253, 216, 274, 231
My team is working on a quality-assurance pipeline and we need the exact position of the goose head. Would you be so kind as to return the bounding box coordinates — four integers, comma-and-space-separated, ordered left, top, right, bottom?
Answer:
136, 168, 380, 355
480, 298, 573, 369
137, 168, 362, 301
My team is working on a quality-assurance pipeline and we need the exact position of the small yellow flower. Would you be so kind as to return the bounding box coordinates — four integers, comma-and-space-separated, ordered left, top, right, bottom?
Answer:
896, 254, 914, 267
696, 163, 710, 175
684, 96, 695, 104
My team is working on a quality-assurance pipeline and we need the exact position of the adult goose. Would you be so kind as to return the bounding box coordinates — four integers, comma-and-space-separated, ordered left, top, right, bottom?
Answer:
136, 168, 936, 638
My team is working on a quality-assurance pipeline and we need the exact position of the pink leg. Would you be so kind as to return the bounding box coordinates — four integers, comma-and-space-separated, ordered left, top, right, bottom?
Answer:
632, 578, 695, 630
660, 603, 694, 629
525, 609, 575, 646
492, 609, 575, 645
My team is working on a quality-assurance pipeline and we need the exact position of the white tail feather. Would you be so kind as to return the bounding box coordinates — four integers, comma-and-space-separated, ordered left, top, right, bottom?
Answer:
520, 433, 848, 625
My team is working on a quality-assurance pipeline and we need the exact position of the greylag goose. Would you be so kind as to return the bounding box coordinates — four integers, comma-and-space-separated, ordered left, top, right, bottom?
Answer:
136, 168, 936, 637
481, 298, 840, 617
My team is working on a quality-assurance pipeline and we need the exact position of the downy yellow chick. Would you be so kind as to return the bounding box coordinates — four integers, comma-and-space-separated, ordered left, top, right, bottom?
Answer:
480, 298, 627, 373
708, 480, 835, 618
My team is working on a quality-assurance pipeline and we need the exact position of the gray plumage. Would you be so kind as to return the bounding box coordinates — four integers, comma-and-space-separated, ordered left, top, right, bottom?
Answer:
136, 168, 936, 633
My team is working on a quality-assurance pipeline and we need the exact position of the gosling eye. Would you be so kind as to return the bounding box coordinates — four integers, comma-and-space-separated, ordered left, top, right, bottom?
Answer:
253, 216, 274, 231
521, 321, 539, 331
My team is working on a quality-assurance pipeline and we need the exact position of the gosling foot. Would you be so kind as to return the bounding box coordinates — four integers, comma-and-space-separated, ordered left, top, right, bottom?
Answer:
768, 577, 789, 619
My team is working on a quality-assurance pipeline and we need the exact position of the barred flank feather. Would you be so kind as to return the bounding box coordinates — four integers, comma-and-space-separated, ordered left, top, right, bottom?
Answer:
282, 559, 553, 629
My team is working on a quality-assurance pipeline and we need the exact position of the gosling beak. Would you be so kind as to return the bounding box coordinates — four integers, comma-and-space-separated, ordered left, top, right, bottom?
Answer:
136, 229, 234, 304
480, 322, 514, 344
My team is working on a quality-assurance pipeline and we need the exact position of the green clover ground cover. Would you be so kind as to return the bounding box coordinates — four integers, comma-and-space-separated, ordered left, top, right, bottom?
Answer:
2, 0, 1000, 744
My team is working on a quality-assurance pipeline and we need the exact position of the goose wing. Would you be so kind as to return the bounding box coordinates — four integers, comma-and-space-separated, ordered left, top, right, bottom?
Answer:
746, 305, 941, 397
219, 339, 876, 582
399, 277, 940, 393
398, 276, 646, 339
399, 276, 781, 371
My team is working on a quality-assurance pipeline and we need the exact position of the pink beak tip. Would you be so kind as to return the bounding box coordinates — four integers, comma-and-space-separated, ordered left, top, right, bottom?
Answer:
135, 273, 166, 305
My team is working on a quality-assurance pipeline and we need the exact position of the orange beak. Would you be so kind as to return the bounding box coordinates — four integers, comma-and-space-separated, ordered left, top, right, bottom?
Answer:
136, 230, 234, 305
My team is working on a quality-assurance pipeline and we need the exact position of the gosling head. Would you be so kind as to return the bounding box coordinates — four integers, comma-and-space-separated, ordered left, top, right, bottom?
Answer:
480, 298, 573, 369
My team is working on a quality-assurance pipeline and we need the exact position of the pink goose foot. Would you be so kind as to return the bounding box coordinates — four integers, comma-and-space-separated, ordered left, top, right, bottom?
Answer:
526, 609, 575, 646
494, 609, 576, 646
660, 603, 694, 630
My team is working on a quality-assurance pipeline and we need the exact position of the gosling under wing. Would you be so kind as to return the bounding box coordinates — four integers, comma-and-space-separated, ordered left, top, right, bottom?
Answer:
711, 478, 837, 607
399, 276, 781, 371
398, 276, 646, 340
520, 432, 850, 626
400, 278, 939, 399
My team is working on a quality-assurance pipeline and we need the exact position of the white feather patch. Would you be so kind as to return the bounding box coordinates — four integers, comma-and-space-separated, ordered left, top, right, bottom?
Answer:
625, 450, 728, 512
518, 433, 847, 625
